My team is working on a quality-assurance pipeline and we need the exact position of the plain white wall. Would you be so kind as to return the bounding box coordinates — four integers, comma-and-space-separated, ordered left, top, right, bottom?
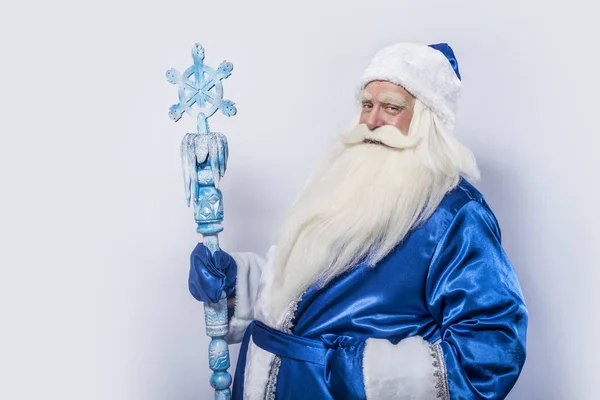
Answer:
2, 0, 599, 399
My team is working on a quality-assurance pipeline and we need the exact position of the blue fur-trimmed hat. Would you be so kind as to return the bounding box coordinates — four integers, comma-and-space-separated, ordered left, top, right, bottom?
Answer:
360, 42, 462, 130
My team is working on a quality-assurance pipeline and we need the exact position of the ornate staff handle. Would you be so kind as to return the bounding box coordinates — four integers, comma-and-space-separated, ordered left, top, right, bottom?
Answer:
166, 43, 237, 400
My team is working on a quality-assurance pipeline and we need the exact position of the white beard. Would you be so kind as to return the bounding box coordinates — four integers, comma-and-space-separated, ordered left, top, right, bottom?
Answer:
268, 100, 479, 320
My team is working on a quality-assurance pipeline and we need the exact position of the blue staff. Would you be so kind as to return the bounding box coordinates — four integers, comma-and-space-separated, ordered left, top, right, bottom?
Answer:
166, 43, 237, 400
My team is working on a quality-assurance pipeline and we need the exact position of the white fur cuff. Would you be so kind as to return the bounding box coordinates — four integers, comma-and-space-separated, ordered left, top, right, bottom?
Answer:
225, 251, 266, 344
362, 336, 449, 400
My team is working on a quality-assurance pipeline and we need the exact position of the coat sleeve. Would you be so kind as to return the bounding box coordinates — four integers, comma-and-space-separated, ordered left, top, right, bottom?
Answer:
225, 246, 274, 344
361, 200, 528, 400
425, 200, 528, 399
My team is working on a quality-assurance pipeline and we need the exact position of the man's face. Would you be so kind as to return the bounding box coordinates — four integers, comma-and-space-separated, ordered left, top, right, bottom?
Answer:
359, 81, 415, 135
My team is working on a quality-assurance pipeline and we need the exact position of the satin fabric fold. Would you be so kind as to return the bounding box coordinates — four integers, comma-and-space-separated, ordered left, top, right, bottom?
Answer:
251, 320, 330, 366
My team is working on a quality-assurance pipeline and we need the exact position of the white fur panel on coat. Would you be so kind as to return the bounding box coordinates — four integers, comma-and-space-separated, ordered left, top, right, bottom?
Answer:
226, 250, 267, 344
252, 245, 289, 328
229, 246, 280, 399
363, 336, 448, 399
242, 337, 274, 399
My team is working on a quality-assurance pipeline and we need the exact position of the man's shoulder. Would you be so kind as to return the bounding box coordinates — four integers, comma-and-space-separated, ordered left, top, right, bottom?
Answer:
438, 178, 492, 217
426, 178, 500, 237
390, 179, 499, 263
430, 178, 501, 240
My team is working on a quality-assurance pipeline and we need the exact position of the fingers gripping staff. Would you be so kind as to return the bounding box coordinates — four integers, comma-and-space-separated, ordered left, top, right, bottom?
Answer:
166, 43, 237, 400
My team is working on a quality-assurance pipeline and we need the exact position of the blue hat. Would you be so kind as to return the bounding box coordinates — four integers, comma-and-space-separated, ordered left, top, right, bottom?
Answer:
360, 42, 463, 129
428, 43, 461, 80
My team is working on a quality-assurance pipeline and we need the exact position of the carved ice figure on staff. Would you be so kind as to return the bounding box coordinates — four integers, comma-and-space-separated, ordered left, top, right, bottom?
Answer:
188, 42, 528, 399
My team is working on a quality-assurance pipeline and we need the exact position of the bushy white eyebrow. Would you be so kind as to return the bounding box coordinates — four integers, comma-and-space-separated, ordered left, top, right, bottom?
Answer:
358, 90, 410, 108
359, 90, 373, 102
377, 92, 410, 107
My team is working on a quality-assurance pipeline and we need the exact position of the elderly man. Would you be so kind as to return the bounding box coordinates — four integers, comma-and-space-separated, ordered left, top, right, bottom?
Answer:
189, 42, 528, 399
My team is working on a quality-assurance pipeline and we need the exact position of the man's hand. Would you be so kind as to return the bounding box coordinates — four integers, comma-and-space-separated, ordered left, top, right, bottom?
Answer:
188, 243, 237, 303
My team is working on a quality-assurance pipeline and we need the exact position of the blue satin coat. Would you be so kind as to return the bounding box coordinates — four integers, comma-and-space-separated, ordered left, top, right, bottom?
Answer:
233, 179, 528, 399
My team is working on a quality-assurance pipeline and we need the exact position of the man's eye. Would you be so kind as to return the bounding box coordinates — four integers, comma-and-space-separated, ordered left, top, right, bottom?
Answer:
384, 105, 401, 113
362, 103, 373, 109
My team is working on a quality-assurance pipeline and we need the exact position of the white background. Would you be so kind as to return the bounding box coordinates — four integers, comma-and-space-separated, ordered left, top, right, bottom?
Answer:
1, 0, 598, 399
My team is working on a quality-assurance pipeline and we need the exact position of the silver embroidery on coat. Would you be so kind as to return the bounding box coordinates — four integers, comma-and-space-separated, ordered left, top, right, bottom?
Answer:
264, 295, 302, 400
430, 342, 450, 400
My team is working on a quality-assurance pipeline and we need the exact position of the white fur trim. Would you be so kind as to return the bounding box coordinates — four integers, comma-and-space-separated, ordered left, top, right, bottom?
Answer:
360, 43, 461, 130
235, 245, 298, 398
253, 245, 290, 328
363, 336, 442, 400
243, 337, 273, 399
225, 251, 266, 344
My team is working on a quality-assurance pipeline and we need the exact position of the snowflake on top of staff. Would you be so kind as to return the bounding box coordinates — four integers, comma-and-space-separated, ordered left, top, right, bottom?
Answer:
166, 43, 236, 210
166, 43, 237, 134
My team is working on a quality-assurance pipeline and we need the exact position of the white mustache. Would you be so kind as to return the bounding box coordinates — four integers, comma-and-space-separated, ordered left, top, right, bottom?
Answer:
340, 124, 421, 149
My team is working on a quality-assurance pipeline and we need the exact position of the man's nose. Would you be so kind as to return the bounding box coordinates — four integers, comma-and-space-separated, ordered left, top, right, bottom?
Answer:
366, 108, 384, 131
